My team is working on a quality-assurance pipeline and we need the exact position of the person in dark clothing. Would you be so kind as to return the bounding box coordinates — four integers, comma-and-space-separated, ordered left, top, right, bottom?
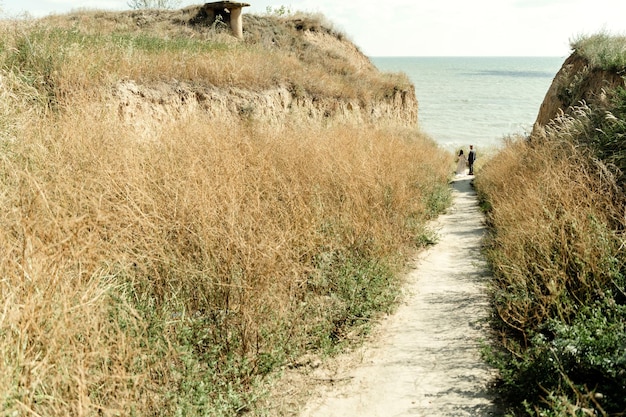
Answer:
468, 145, 476, 175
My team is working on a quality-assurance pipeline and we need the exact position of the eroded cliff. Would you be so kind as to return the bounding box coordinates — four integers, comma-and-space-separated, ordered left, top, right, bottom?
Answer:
533, 50, 624, 136
46, 6, 418, 130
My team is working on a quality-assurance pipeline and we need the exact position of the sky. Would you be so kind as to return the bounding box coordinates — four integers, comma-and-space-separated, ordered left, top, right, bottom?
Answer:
2, 0, 625, 57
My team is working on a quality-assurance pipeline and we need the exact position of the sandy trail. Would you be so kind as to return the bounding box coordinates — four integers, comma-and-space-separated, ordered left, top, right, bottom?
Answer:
297, 176, 500, 417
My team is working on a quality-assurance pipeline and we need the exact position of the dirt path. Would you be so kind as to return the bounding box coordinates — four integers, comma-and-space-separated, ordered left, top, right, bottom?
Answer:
296, 176, 500, 417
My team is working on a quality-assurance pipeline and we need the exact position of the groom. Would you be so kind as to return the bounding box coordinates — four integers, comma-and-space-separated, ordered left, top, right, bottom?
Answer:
468, 145, 476, 175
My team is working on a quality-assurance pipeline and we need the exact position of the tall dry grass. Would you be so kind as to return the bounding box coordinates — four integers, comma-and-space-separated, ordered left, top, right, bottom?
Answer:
477, 136, 624, 338
475, 132, 626, 415
0, 9, 450, 414
0, 81, 450, 415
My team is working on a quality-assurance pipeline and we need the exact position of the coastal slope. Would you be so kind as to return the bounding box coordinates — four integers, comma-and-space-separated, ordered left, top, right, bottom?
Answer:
0, 6, 453, 417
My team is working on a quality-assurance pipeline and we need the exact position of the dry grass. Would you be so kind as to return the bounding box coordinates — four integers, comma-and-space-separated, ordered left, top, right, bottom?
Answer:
477, 136, 624, 336
0, 79, 449, 416
475, 131, 626, 414
475, 49, 626, 410
0, 8, 450, 414
14, 9, 412, 103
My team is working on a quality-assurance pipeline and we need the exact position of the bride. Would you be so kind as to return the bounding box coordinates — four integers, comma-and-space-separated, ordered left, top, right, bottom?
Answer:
455, 149, 467, 175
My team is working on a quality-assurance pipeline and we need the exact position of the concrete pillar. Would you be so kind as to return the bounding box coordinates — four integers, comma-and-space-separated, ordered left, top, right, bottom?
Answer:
230, 7, 243, 39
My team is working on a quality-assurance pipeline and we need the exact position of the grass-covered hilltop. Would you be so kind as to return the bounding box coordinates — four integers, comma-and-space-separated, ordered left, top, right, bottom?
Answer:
476, 34, 626, 416
0, 5, 452, 416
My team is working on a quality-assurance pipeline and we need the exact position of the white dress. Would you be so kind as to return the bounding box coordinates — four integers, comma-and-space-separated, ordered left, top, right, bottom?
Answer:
456, 155, 467, 175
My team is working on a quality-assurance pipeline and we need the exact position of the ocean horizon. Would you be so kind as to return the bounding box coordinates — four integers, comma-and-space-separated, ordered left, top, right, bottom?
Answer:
371, 56, 565, 152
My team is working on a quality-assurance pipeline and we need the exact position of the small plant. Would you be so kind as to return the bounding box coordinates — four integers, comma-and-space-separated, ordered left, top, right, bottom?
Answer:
265, 5, 292, 17
127, 0, 181, 10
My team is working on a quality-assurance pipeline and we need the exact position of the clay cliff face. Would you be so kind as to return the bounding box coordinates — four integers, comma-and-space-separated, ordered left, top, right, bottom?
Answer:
114, 78, 417, 133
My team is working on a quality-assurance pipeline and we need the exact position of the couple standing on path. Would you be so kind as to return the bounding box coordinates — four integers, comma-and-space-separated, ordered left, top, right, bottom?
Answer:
455, 145, 476, 176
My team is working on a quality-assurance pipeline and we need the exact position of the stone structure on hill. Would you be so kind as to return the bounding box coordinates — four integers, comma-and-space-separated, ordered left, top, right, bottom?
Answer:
198, 1, 251, 39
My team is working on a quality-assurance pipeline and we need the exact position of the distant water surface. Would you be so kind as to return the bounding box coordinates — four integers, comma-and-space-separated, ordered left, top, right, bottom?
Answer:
371, 56, 564, 151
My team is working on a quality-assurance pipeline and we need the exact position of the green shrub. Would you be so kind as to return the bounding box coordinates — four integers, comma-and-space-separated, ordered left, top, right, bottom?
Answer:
489, 299, 626, 415
571, 33, 626, 71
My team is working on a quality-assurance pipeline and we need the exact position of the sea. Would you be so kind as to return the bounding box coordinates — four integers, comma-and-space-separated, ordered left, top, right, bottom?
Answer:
370, 56, 565, 152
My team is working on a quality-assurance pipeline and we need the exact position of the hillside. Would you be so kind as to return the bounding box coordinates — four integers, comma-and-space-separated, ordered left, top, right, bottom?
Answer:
0, 6, 451, 417
533, 53, 623, 130
476, 34, 626, 416
37, 6, 418, 131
